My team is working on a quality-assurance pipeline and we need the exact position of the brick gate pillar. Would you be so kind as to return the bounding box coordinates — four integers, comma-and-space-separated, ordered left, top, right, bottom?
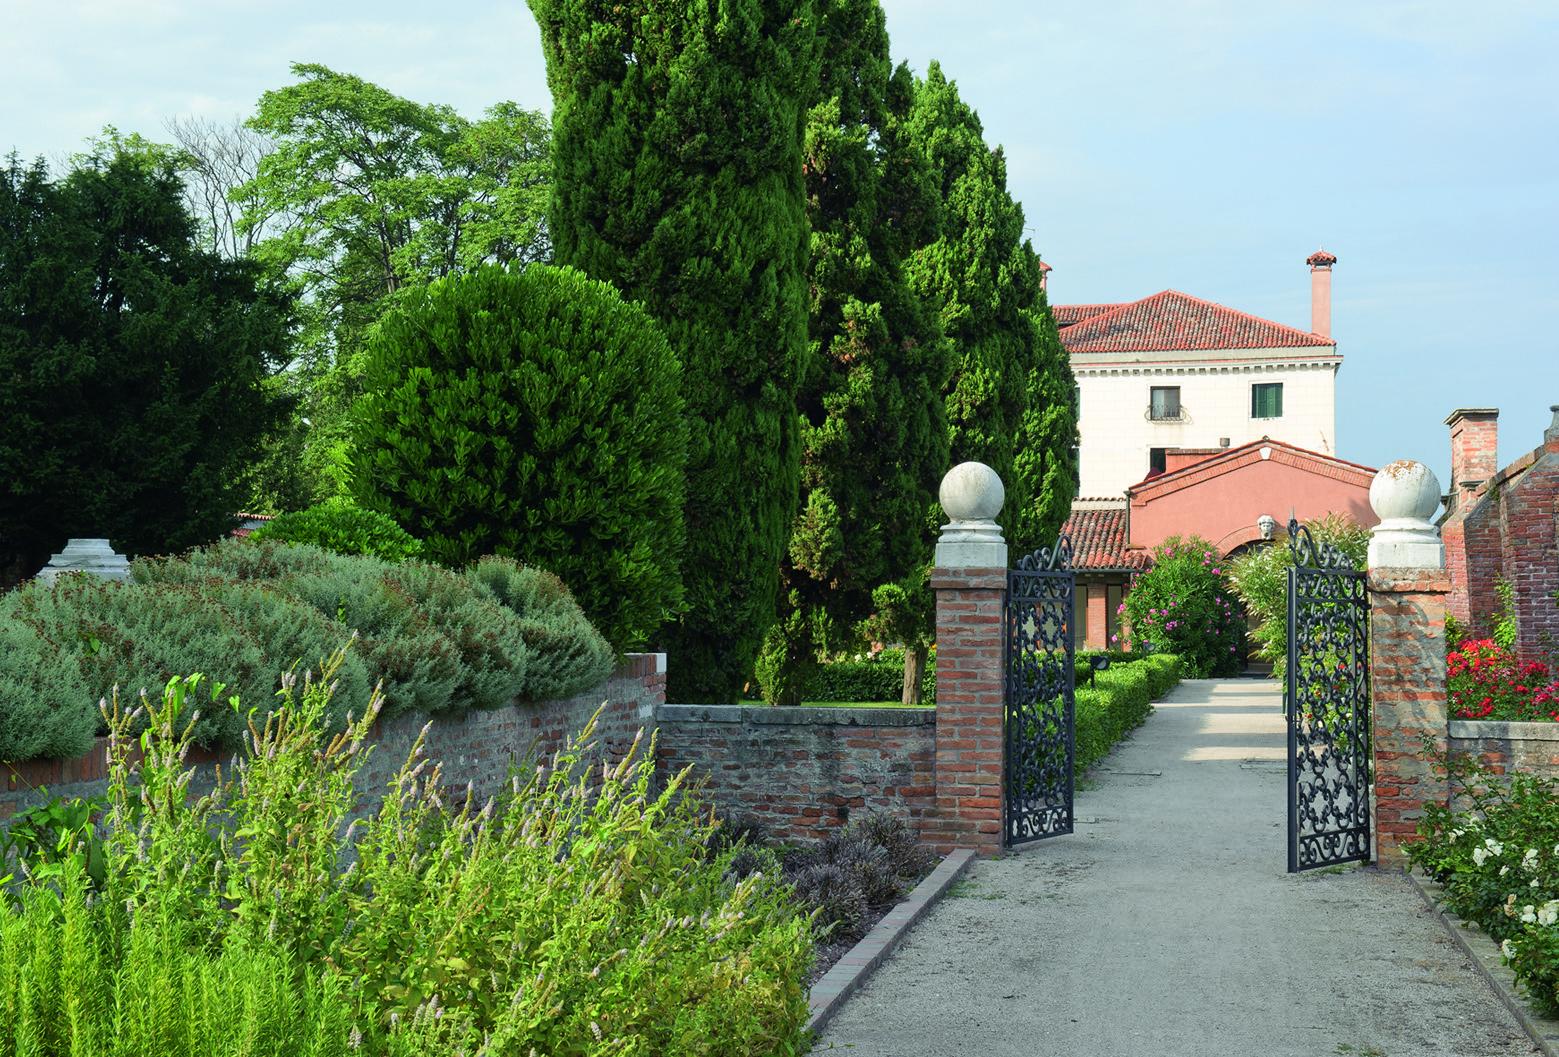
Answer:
925, 462, 1008, 857
1367, 460, 1451, 868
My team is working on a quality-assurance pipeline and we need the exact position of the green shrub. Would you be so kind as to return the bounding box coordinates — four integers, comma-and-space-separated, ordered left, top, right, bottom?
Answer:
800, 647, 937, 704
1073, 654, 1181, 773
1123, 536, 1246, 678
1227, 514, 1368, 681
465, 557, 613, 701
25, 664, 813, 1054
0, 573, 370, 754
351, 264, 688, 652
250, 497, 422, 562
1408, 756, 1559, 1017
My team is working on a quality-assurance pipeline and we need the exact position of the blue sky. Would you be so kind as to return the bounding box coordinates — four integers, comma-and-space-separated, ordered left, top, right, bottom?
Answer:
4, 0, 1556, 483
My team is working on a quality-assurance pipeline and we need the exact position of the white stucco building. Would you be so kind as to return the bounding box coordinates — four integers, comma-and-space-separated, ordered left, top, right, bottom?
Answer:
1055, 251, 1341, 499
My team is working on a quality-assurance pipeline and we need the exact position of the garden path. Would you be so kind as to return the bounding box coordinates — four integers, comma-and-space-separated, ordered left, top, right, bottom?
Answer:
813, 678, 1538, 1057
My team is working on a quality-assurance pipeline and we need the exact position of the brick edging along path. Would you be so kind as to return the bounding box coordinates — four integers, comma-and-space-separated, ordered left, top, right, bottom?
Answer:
805, 848, 976, 1037
1408, 869, 1559, 1057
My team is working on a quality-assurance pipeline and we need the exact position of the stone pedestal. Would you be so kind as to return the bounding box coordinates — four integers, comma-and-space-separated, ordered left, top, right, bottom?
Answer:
1369, 568, 1451, 867
1366, 459, 1449, 868
925, 462, 1008, 857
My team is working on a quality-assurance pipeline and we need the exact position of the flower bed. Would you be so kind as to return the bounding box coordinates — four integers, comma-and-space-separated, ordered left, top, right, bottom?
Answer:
1409, 758, 1559, 1017
1449, 638, 1559, 721
0, 662, 813, 1055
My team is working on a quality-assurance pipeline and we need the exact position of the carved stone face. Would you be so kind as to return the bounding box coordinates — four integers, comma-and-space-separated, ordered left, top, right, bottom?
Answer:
1258, 514, 1277, 541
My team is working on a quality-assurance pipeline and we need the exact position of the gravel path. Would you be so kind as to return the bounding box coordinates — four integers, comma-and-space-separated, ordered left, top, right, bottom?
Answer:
813, 678, 1538, 1057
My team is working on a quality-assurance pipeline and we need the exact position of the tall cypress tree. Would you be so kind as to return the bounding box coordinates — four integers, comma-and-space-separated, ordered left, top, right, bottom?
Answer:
904, 62, 1076, 555
756, 0, 950, 704
530, 1, 818, 700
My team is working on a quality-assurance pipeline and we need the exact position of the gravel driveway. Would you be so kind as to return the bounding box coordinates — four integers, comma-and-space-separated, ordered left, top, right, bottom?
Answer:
814, 679, 1538, 1057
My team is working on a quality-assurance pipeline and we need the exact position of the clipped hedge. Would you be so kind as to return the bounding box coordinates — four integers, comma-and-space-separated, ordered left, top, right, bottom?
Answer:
1074, 654, 1181, 773
250, 497, 422, 562
0, 540, 614, 761
799, 648, 937, 704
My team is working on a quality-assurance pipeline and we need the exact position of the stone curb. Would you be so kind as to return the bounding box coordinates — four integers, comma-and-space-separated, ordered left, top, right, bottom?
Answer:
1407, 869, 1559, 1056
805, 847, 976, 1038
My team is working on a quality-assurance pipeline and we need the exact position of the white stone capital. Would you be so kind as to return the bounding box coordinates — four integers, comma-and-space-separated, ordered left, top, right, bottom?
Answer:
1367, 460, 1443, 571
936, 462, 1006, 569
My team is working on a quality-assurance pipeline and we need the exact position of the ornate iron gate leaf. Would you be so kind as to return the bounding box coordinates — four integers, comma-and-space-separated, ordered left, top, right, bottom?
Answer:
1005, 537, 1076, 846
1285, 518, 1371, 873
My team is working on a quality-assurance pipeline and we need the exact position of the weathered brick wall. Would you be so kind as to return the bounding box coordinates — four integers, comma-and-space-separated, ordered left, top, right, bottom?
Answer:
1449, 720, 1559, 780
0, 655, 666, 822
1442, 408, 1559, 664
1369, 569, 1451, 867
923, 568, 1006, 857
654, 705, 936, 843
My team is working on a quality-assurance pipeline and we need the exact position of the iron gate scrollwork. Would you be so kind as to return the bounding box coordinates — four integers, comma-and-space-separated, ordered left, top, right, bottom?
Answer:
1285, 517, 1371, 873
1004, 536, 1076, 846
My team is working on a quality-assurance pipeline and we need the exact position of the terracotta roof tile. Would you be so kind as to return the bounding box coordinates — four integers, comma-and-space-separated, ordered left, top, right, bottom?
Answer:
1056, 290, 1336, 354
1059, 504, 1152, 571
1052, 303, 1123, 326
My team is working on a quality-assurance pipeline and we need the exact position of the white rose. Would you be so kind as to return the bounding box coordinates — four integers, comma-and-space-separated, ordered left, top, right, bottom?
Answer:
1501, 865, 1511, 877
1524, 848, 1540, 870
1502, 939, 1518, 959
1521, 905, 1538, 924
1487, 838, 1505, 855
1474, 847, 1489, 866
1539, 902, 1559, 927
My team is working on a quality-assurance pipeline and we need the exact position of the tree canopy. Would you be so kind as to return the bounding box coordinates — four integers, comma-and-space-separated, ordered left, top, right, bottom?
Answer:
531, 0, 819, 699
758, 0, 951, 704
0, 150, 290, 587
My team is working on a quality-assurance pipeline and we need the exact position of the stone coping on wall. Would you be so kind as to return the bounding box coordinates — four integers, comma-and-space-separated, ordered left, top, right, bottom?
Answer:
1450, 720, 1559, 741
656, 703, 935, 728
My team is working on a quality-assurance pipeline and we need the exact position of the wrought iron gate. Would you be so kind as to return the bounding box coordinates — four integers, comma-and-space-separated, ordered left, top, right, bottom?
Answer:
1285, 517, 1371, 873
1004, 537, 1076, 847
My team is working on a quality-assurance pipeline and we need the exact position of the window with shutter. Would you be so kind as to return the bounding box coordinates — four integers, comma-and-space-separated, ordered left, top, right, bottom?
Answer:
1252, 382, 1283, 419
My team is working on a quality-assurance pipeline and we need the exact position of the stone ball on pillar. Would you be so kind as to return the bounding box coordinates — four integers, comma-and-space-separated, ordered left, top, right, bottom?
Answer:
1367, 460, 1444, 570
936, 462, 1007, 568
939, 461, 1005, 524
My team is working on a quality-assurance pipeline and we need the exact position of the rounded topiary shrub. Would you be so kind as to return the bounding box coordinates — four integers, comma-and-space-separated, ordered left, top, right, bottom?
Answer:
1122, 536, 1246, 678
249, 497, 422, 562
351, 264, 688, 652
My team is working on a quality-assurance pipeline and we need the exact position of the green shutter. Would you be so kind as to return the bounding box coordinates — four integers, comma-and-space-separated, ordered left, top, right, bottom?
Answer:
1253, 383, 1283, 419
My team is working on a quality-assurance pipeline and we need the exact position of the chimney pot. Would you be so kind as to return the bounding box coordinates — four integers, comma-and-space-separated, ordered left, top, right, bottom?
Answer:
1444, 407, 1500, 512
1307, 249, 1336, 339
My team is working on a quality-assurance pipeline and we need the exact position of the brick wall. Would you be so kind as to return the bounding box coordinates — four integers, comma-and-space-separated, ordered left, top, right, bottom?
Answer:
1442, 407, 1559, 664
1369, 569, 1451, 867
1449, 720, 1559, 781
0, 655, 666, 822
922, 567, 1006, 856
654, 705, 936, 842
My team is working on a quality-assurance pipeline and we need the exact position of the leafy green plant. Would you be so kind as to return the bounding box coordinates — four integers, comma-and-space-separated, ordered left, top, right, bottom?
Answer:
250, 497, 422, 562
0, 792, 106, 890
1495, 578, 1520, 651
1124, 537, 1246, 678
1227, 515, 1368, 682
2, 657, 814, 1054
1408, 754, 1559, 1016
352, 264, 688, 653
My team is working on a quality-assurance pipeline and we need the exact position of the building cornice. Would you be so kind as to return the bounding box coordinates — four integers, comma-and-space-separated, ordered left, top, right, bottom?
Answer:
1072, 358, 1342, 377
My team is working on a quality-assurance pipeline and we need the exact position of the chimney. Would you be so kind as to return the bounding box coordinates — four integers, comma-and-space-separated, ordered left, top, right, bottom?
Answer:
1306, 249, 1337, 338
1445, 407, 1499, 511
1038, 258, 1053, 294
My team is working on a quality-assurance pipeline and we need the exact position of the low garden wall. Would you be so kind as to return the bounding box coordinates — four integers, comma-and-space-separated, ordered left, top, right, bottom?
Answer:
1449, 719, 1559, 780
0, 654, 667, 821
654, 704, 937, 842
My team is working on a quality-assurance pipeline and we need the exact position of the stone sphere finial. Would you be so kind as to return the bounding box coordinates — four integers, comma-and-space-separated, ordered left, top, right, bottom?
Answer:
1369, 460, 1441, 523
936, 462, 1007, 568
939, 461, 1005, 524
1367, 460, 1444, 570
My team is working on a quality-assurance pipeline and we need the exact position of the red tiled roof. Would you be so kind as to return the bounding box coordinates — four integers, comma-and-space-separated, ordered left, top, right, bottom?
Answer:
1060, 504, 1152, 571
1056, 290, 1337, 354
1052, 303, 1123, 327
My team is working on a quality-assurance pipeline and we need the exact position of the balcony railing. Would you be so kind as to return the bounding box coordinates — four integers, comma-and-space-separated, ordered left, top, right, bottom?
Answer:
1145, 404, 1188, 422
